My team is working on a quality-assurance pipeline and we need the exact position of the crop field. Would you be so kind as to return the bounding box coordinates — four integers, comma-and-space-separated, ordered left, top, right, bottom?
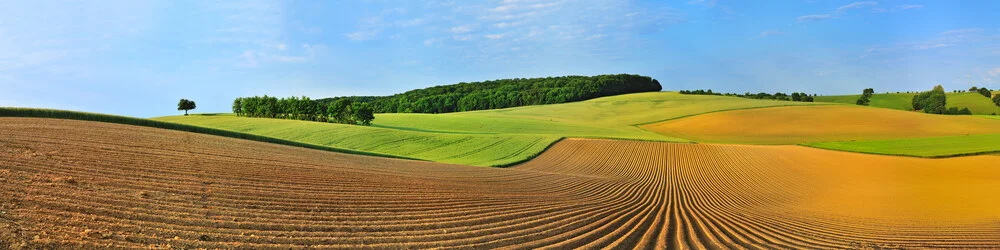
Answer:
641, 105, 1000, 145
815, 92, 1000, 115
153, 115, 558, 167
3, 118, 1000, 248
805, 133, 1000, 157
156, 92, 823, 166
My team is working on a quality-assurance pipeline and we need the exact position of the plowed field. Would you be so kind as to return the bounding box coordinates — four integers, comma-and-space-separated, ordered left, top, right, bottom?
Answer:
2, 118, 1000, 249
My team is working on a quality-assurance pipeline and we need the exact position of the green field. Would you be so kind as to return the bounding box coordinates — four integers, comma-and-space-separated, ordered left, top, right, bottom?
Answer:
155, 92, 824, 166
815, 92, 1000, 115
805, 134, 1000, 158
153, 114, 560, 167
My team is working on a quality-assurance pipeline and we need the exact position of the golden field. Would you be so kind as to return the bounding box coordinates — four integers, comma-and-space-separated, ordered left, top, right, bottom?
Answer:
640, 105, 1000, 144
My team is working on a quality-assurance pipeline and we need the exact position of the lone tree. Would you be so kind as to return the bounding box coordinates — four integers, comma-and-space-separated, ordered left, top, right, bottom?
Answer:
993, 93, 1000, 108
178, 99, 197, 116
856, 88, 874, 106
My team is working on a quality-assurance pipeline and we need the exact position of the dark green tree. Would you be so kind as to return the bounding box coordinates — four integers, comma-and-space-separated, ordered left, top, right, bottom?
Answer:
177, 99, 196, 116
977, 87, 992, 98
232, 98, 242, 116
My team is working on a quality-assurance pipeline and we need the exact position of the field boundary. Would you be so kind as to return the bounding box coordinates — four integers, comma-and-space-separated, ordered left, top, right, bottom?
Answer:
630, 103, 835, 127
492, 137, 566, 168
798, 143, 1000, 159
0, 107, 422, 161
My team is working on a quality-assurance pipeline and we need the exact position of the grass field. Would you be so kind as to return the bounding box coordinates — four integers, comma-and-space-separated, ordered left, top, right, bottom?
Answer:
815, 92, 1000, 115
640, 105, 1000, 145
156, 92, 824, 166
5, 118, 1000, 248
805, 134, 1000, 157
152, 114, 559, 167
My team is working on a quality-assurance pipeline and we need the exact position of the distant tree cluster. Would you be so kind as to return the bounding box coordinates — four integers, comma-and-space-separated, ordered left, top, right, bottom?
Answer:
969, 86, 993, 98
233, 96, 374, 125
317, 74, 662, 114
855, 88, 875, 106
993, 93, 1000, 108
679, 90, 815, 102
911, 85, 971, 115
177, 99, 196, 115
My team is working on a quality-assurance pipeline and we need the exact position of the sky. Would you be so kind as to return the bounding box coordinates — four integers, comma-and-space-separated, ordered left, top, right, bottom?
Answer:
1, 0, 998, 117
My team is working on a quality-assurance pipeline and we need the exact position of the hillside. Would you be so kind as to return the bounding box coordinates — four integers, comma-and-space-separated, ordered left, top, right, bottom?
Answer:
157, 92, 824, 166
815, 92, 1000, 115
5, 118, 1000, 248
641, 105, 1000, 145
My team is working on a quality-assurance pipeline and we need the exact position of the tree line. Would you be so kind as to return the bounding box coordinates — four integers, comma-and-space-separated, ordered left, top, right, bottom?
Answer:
678, 89, 816, 102
317, 74, 662, 114
232, 96, 375, 125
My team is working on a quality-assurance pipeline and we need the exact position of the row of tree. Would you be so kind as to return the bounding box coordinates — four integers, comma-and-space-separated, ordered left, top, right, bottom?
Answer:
678, 89, 816, 102
232, 96, 375, 125
317, 74, 662, 114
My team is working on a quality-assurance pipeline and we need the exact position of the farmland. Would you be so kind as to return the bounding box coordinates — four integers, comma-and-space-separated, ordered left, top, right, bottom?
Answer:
156, 92, 823, 166
814, 92, 1000, 115
805, 134, 1000, 157
3, 118, 1000, 248
641, 105, 1000, 145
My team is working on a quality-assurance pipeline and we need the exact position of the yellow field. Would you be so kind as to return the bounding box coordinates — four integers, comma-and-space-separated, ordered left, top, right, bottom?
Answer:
4, 118, 999, 248
641, 105, 1000, 144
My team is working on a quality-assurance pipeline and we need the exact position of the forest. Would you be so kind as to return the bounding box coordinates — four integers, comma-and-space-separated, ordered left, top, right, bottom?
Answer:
317, 74, 662, 113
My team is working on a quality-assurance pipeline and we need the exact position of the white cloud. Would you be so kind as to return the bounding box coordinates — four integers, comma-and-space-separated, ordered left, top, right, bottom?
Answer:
797, 14, 832, 22
276, 43, 287, 50
836, 1, 878, 12
397, 18, 426, 27
450, 24, 475, 33
242, 50, 258, 67
914, 43, 954, 50
754, 30, 786, 39
345, 30, 379, 41
989, 68, 1000, 78
941, 28, 983, 36
585, 34, 606, 40
453, 35, 475, 41
485, 34, 506, 39
899, 4, 923, 10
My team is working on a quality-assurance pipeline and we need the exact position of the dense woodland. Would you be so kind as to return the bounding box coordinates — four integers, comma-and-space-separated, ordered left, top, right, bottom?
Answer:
232, 96, 375, 125
679, 89, 816, 102
317, 74, 662, 113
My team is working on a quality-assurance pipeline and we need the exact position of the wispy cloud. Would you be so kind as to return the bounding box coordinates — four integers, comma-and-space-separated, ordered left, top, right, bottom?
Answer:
898, 4, 923, 10
836, 1, 878, 12
753, 30, 787, 39
345, 30, 379, 41
450, 24, 476, 33
797, 14, 833, 22
941, 28, 983, 36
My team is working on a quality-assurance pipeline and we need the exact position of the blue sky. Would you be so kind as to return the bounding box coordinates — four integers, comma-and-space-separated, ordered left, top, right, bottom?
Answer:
1, 0, 998, 117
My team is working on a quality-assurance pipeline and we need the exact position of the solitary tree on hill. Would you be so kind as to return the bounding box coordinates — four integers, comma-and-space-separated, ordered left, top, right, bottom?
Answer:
178, 99, 197, 116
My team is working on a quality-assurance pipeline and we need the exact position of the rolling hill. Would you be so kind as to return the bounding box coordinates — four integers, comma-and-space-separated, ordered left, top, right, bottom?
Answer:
814, 92, 1000, 115
155, 92, 824, 166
